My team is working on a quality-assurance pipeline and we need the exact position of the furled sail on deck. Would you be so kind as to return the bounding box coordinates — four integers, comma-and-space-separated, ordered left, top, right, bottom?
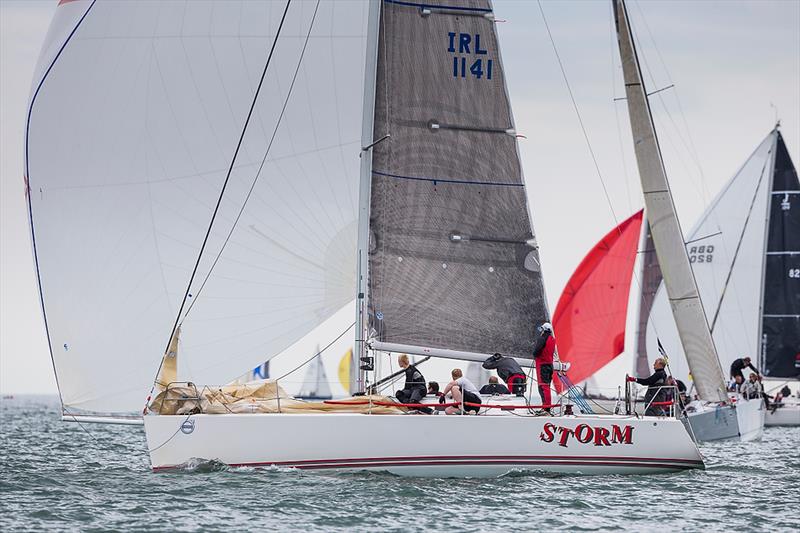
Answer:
614, 0, 728, 402
366, 0, 549, 358
26, 1, 370, 415
553, 210, 643, 389
645, 133, 777, 382
762, 132, 800, 378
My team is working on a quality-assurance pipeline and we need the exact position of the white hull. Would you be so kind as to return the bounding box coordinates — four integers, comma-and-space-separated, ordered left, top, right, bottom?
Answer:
765, 402, 800, 427
685, 397, 764, 442
144, 413, 703, 477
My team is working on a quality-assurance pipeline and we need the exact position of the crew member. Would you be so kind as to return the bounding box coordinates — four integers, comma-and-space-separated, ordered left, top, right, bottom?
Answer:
442, 368, 482, 415
627, 357, 668, 416
730, 356, 760, 381
482, 353, 527, 397
396, 354, 427, 407
532, 322, 556, 411
479, 376, 511, 395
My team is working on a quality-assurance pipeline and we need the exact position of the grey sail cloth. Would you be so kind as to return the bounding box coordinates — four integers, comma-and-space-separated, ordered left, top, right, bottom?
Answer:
367, 0, 548, 358
762, 132, 800, 378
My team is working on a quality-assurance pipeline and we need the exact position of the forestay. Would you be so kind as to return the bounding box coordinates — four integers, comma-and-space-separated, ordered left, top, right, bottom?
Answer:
367, 0, 548, 358
26, 0, 370, 415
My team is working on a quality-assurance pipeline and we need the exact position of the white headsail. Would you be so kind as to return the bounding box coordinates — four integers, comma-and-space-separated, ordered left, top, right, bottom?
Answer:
614, 0, 728, 403
26, 0, 370, 415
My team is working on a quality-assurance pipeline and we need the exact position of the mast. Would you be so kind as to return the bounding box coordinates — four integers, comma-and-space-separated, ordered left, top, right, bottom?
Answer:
613, 0, 728, 402
354, 0, 382, 394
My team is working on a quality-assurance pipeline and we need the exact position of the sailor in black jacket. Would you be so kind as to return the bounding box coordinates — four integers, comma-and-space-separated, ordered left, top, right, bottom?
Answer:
396, 354, 427, 406
730, 356, 759, 381
627, 358, 668, 416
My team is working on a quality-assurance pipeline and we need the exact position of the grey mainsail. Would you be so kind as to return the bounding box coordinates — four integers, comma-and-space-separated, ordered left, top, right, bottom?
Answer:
366, 0, 548, 359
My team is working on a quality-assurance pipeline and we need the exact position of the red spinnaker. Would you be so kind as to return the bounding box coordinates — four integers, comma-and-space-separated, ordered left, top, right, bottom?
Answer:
553, 210, 643, 391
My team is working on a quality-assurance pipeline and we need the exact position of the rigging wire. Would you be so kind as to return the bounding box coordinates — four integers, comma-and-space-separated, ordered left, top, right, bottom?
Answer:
536, 0, 620, 227
274, 322, 355, 382
180, 0, 322, 322
147, 0, 294, 407
539, 1, 652, 383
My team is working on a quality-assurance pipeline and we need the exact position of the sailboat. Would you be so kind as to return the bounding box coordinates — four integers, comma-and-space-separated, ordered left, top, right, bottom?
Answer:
296, 347, 333, 401
26, 0, 703, 476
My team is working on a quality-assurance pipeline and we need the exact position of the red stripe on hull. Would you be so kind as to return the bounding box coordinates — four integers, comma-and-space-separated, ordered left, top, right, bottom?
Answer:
153, 454, 703, 472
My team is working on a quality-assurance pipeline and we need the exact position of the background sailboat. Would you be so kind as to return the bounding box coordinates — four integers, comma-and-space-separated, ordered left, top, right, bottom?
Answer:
296, 346, 333, 401
557, 128, 798, 431
645, 128, 799, 426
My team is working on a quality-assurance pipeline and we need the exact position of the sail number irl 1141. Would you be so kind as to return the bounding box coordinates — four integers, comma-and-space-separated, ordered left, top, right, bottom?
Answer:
448, 32, 493, 80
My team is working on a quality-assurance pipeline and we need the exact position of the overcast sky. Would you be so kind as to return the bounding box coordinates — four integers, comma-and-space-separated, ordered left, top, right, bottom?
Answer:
1, 0, 798, 394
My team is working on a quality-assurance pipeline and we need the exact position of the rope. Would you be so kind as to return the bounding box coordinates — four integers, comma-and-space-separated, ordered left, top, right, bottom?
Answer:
537, 0, 619, 225
181, 0, 322, 320
322, 399, 559, 410
147, 0, 294, 409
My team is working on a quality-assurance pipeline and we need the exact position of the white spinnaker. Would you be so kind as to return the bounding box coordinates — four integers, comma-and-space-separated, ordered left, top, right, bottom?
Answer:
614, 0, 727, 403
645, 132, 775, 383
26, 0, 369, 414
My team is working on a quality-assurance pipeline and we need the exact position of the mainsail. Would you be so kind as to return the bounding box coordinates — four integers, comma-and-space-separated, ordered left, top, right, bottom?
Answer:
366, 0, 549, 359
26, 1, 370, 415
761, 132, 800, 378
614, 0, 728, 403
552, 210, 643, 389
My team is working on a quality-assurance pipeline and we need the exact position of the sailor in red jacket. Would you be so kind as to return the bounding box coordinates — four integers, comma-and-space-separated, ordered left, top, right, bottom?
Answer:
533, 322, 555, 412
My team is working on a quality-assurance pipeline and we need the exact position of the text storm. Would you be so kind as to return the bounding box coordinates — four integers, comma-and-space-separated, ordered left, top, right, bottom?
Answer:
539, 423, 634, 447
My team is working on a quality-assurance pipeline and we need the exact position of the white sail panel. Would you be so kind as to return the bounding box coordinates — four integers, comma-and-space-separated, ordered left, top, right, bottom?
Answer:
26, 1, 369, 414
645, 133, 775, 382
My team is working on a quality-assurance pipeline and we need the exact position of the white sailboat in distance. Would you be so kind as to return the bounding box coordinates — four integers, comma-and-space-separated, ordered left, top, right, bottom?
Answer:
26, 0, 703, 476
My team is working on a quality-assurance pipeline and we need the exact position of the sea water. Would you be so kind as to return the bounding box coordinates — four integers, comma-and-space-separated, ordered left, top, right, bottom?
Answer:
1, 395, 797, 532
